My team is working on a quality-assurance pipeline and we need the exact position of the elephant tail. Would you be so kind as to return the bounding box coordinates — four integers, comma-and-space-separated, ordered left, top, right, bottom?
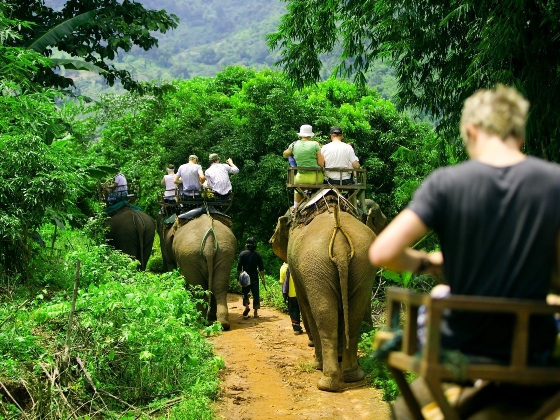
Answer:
329, 205, 355, 349
200, 217, 218, 310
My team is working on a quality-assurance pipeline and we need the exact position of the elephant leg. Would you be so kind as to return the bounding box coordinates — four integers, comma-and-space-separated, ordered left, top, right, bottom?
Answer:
294, 280, 323, 369
342, 334, 365, 383
210, 260, 231, 331
311, 288, 341, 391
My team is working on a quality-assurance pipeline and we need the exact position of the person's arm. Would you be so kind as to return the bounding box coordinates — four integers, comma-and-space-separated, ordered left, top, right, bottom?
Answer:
198, 169, 206, 184
316, 147, 325, 168
369, 209, 443, 275
283, 147, 293, 159
174, 175, 182, 185
161, 177, 166, 187
351, 160, 361, 169
225, 158, 239, 174
260, 270, 266, 285
551, 230, 560, 293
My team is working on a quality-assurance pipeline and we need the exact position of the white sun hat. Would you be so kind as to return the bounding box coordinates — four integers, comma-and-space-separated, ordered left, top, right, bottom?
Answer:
297, 124, 315, 137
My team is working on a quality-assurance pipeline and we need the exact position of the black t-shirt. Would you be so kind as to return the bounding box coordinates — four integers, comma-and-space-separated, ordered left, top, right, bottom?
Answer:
237, 250, 264, 283
409, 157, 560, 361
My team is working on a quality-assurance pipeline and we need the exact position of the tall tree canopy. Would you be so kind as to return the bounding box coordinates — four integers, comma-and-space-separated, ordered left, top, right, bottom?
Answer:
6, 0, 178, 92
267, 1, 560, 160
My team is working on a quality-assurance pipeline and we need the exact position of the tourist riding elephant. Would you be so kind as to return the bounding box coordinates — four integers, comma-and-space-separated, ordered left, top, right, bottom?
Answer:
158, 211, 236, 331
105, 204, 155, 270
270, 204, 377, 392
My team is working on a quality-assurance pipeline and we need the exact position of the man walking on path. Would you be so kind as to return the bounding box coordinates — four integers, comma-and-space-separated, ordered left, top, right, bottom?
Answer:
370, 84, 560, 363
237, 237, 266, 319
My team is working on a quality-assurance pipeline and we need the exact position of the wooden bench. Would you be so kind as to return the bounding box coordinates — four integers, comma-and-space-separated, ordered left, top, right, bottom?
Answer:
385, 287, 560, 420
286, 167, 367, 211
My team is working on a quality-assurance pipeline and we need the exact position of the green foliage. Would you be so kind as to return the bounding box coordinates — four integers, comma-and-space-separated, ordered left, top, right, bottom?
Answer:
0, 229, 223, 417
269, 0, 560, 161
358, 329, 415, 402
8, 0, 179, 92
260, 274, 288, 312
78, 67, 438, 248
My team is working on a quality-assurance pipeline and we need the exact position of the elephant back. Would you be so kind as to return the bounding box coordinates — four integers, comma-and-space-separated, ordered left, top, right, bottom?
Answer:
292, 189, 359, 229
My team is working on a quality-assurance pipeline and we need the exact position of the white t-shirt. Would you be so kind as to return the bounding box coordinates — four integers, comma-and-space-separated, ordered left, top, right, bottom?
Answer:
114, 173, 127, 192
176, 162, 203, 191
162, 173, 176, 196
321, 142, 359, 180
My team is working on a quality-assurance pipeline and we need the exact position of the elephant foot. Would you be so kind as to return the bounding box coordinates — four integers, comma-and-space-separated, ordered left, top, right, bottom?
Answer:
221, 321, 230, 331
317, 375, 340, 392
313, 359, 323, 371
343, 366, 365, 383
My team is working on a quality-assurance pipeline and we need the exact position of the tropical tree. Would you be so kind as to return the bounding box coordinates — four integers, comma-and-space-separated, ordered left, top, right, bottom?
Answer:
6, 0, 179, 92
267, 1, 560, 161
0, 10, 86, 281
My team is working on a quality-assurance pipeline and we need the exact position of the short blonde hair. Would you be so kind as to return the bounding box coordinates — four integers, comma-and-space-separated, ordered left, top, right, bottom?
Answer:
460, 84, 529, 143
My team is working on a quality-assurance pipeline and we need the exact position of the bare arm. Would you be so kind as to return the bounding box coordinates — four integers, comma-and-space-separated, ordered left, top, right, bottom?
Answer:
369, 209, 443, 276
283, 148, 292, 159
351, 160, 361, 169
198, 169, 206, 184
174, 175, 182, 185
161, 177, 166, 187
316, 148, 325, 168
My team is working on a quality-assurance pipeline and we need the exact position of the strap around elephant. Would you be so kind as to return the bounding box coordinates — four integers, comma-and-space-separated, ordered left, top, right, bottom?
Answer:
199, 202, 219, 255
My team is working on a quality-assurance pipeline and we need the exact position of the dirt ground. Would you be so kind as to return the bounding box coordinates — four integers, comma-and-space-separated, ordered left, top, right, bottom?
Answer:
210, 294, 390, 420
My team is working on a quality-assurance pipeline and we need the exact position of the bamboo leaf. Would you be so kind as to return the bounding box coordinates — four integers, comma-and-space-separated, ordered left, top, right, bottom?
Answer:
51, 58, 104, 74
27, 10, 98, 52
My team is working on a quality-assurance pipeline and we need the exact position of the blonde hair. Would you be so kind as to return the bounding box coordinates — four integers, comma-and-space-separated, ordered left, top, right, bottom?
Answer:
460, 84, 529, 143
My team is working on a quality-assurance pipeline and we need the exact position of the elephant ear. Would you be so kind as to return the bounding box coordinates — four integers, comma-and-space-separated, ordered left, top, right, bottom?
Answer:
270, 215, 291, 263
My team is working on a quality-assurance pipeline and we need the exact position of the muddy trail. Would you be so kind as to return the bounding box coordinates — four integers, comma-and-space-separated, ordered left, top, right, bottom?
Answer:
210, 294, 390, 420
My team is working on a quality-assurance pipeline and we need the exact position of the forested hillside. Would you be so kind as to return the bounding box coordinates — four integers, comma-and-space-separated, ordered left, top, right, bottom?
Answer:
46, 0, 397, 99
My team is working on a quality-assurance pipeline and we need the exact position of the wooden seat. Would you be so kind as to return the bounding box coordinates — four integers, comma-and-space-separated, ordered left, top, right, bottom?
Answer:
286, 167, 367, 211
385, 287, 560, 419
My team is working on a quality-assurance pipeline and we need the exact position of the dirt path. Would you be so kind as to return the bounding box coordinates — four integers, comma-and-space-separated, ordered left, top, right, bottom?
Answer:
210, 294, 390, 420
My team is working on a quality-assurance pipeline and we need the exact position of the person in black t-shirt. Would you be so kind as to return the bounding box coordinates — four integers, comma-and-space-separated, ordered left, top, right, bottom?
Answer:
369, 84, 560, 363
237, 237, 266, 319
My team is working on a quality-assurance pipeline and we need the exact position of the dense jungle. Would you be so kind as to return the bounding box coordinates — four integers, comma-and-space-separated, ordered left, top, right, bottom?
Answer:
2, 0, 560, 418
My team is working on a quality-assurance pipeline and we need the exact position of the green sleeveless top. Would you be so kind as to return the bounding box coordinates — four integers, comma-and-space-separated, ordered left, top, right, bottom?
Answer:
290, 140, 320, 174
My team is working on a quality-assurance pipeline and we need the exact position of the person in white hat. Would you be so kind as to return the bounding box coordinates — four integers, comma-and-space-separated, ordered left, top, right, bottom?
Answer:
282, 124, 325, 208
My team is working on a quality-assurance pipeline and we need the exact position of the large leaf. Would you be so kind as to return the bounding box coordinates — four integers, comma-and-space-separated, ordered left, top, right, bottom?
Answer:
27, 10, 98, 52
51, 58, 104, 74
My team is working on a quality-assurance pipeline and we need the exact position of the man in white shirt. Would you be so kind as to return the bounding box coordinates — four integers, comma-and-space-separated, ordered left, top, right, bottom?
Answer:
205, 153, 239, 198
321, 126, 360, 185
175, 155, 205, 198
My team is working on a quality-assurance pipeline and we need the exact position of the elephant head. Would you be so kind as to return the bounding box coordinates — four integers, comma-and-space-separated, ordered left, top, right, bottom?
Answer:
269, 214, 290, 263
364, 198, 387, 235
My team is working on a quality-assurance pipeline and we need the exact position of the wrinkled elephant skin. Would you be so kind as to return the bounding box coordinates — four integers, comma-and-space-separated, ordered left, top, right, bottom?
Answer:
271, 209, 376, 391
159, 214, 236, 331
105, 206, 155, 270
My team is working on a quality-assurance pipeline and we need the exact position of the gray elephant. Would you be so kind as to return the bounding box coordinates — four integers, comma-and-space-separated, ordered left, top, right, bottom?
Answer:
364, 198, 387, 235
270, 201, 377, 392
105, 204, 155, 270
158, 209, 236, 331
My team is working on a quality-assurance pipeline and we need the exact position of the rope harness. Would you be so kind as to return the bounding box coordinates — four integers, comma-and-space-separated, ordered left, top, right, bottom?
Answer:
199, 201, 219, 255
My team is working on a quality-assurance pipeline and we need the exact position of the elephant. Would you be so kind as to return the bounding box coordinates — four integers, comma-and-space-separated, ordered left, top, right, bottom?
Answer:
364, 198, 387, 235
158, 209, 236, 331
105, 203, 156, 270
270, 201, 377, 392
